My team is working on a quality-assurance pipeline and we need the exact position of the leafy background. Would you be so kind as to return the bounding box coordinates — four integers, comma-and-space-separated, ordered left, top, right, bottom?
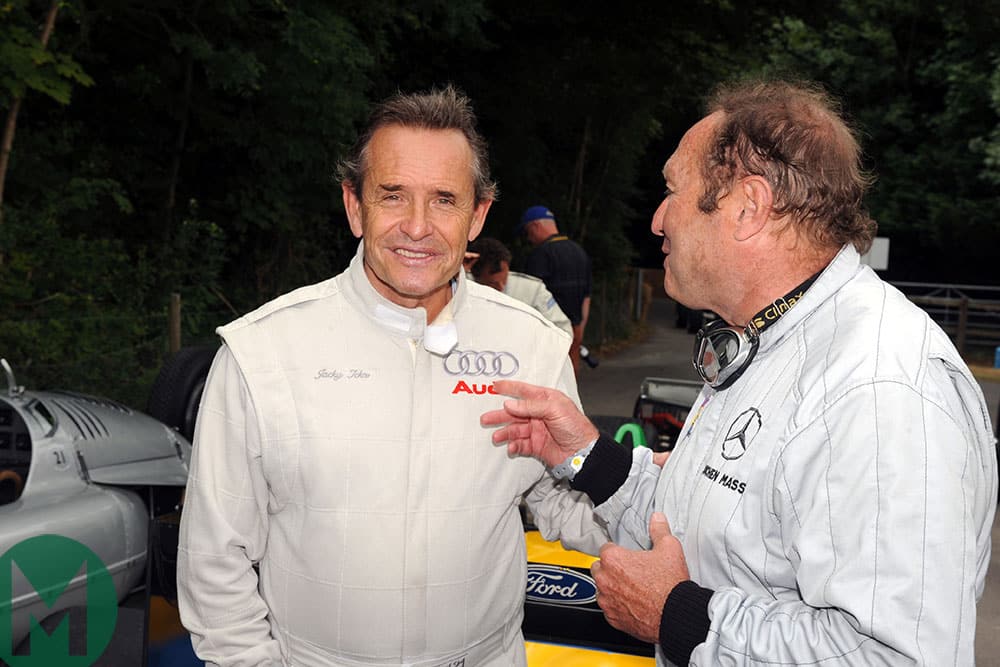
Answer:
1, 0, 998, 405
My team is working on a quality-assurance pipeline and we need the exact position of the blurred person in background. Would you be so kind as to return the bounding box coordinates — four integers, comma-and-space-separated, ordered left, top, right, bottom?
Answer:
466, 236, 573, 338
518, 206, 592, 373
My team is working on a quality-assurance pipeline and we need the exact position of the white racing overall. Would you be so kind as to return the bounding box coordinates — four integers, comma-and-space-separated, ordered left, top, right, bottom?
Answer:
179, 242, 607, 666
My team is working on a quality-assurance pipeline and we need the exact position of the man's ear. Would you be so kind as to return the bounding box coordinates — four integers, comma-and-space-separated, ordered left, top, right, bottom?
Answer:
342, 182, 364, 238
467, 198, 493, 242
733, 176, 772, 242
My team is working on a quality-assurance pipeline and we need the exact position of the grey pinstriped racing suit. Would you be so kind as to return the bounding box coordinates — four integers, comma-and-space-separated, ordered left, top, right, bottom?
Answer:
593, 245, 997, 665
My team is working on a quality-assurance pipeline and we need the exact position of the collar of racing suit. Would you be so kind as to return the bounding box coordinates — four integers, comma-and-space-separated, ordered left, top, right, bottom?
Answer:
345, 240, 461, 356
749, 243, 861, 358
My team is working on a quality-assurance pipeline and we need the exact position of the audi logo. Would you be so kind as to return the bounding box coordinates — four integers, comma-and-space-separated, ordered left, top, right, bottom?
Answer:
443, 349, 520, 377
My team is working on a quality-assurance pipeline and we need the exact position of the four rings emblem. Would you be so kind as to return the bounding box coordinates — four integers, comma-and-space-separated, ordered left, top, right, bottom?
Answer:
443, 349, 520, 377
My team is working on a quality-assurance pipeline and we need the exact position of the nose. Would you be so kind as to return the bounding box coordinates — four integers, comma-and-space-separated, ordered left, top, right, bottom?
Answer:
651, 198, 667, 237
400, 202, 432, 240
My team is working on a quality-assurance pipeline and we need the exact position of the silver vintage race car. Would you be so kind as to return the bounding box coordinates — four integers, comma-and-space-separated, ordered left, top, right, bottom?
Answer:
0, 356, 197, 661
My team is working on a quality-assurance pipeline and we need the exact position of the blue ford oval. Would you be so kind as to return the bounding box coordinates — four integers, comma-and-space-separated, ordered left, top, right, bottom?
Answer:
525, 564, 598, 605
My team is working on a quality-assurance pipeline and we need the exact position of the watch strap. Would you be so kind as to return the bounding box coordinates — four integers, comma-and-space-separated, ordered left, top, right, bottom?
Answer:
550, 440, 596, 481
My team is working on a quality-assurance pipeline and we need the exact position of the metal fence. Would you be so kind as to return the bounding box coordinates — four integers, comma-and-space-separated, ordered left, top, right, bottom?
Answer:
890, 282, 1000, 356
597, 272, 1000, 359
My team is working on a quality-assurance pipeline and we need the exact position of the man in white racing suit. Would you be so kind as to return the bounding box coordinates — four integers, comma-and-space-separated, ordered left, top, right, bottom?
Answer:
481, 80, 997, 665
178, 86, 606, 667
466, 236, 573, 337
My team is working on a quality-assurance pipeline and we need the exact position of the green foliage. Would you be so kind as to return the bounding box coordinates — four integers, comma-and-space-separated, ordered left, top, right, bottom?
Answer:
1, 0, 998, 404
0, 203, 159, 406
758, 0, 1000, 282
0, 1, 92, 105
976, 58, 1000, 185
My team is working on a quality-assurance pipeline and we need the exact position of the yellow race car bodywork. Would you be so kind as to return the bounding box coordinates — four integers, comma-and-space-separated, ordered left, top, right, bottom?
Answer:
523, 530, 655, 666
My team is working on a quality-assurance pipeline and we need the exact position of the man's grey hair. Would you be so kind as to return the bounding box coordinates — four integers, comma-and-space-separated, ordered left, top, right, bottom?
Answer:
337, 85, 498, 205
700, 79, 877, 253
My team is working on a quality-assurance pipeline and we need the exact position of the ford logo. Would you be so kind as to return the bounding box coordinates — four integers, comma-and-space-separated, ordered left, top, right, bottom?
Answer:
525, 564, 597, 605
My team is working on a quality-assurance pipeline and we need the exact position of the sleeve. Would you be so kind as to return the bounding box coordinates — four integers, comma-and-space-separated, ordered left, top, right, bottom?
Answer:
691, 368, 996, 665
177, 345, 284, 667
523, 356, 610, 556
584, 443, 664, 552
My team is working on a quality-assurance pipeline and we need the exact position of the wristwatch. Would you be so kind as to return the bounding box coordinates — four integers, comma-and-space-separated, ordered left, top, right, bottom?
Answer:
550, 441, 596, 482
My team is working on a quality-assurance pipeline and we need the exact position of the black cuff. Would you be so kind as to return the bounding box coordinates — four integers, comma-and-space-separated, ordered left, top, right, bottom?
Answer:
569, 432, 631, 505
659, 580, 714, 665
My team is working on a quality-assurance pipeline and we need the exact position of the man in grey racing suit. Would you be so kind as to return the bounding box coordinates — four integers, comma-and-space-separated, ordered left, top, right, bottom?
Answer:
481, 80, 997, 665
178, 86, 606, 667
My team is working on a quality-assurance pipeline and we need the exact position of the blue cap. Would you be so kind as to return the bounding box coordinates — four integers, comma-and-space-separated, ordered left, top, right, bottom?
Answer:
518, 205, 555, 234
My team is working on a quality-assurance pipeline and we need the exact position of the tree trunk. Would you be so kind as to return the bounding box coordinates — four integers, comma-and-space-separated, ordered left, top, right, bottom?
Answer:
163, 0, 204, 237
568, 116, 591, 238
0, 0, 60, 226
163, 50, 195, 229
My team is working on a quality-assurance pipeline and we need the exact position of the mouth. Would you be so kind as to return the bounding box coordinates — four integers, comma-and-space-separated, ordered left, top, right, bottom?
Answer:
393, 247, 436, 261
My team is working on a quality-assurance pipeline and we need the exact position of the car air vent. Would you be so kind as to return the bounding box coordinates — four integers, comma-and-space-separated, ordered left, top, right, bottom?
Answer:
48, 397, 110, 440
48, 390, 134, 415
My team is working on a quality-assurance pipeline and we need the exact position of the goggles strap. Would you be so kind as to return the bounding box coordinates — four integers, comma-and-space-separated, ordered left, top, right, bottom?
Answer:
747, 273, 820, 336
692, 272, 821, 390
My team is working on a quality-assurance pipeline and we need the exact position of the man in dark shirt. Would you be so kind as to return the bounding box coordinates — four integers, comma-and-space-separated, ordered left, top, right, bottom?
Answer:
518, 205, 592, 372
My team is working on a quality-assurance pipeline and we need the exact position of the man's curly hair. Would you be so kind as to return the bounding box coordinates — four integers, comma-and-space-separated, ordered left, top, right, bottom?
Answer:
699, 80, 876, 253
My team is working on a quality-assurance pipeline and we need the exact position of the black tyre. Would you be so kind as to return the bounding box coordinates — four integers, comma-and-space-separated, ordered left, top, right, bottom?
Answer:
147, 345, 219, 441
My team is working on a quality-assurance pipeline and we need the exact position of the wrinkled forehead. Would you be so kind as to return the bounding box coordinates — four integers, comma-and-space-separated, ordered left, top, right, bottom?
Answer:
364, 126, 476, 186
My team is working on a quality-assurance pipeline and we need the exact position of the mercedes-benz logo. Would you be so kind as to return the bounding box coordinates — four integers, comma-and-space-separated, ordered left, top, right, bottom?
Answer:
722, 407, 761, 460
443, 349, 520, 377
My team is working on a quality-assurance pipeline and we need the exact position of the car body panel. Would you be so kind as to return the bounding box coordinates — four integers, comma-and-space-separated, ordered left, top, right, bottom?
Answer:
523, 530, 655, 661
35, 390, 191, 485
0, 485, 148, 647
525, 641, 655, 665
0, 376, 191, 651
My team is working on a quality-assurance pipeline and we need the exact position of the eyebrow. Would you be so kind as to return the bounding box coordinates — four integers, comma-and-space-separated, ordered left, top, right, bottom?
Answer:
375, 184, 458, 200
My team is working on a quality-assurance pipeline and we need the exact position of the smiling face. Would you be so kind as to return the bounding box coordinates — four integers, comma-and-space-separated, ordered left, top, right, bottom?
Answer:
343, 125, 492, 322
651, 113, 742, 314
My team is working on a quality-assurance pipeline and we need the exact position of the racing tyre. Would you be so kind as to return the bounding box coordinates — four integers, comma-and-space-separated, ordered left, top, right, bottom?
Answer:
147, 345, 218, 441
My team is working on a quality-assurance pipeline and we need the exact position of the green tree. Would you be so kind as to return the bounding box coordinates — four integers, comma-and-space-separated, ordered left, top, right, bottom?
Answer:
0, 0, 92, 221
0, 0, 499, 403
760, 0, 1000, 283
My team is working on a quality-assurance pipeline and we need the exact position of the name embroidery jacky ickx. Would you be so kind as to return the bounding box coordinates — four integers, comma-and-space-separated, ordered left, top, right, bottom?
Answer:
314, 368, 371, 380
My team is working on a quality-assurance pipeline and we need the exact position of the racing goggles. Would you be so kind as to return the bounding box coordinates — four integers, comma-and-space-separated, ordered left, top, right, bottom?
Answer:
692, 318, 759, 391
